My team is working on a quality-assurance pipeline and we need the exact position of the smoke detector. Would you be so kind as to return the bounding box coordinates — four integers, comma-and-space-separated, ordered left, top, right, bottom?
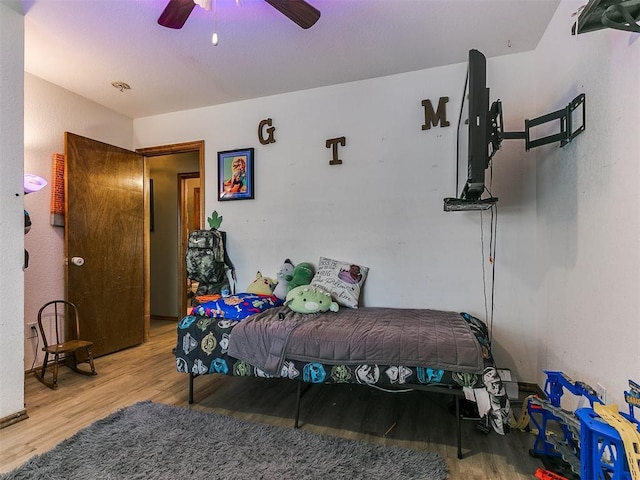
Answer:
111, 81, 131, 92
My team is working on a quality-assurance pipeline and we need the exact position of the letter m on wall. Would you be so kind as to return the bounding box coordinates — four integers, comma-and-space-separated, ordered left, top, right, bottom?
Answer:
421, 96, 450, 130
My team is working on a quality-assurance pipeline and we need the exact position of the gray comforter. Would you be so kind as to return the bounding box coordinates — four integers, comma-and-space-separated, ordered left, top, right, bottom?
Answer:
227, 306, 484, 377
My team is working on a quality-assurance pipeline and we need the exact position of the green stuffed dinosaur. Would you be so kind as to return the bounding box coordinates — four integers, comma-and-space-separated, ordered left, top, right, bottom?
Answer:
286, 262, 314, 292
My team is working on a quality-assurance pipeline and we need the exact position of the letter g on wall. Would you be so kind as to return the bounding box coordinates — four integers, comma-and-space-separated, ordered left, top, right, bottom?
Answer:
258, 118, 276, 145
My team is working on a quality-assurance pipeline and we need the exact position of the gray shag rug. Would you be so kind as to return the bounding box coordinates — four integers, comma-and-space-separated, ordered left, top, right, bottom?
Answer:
1, 401, 448, 480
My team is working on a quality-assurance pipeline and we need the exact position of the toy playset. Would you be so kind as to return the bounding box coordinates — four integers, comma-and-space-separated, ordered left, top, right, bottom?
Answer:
527, 371, 640, 480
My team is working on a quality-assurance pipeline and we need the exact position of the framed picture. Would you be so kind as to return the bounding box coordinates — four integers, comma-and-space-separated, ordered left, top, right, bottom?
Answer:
217, 148, 254, 201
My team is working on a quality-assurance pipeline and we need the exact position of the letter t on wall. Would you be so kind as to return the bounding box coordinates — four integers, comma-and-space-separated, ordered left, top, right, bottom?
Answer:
326, 136, 346, 165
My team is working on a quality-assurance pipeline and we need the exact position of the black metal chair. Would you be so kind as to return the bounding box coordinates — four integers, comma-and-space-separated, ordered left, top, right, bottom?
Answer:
35, 300, 97, 389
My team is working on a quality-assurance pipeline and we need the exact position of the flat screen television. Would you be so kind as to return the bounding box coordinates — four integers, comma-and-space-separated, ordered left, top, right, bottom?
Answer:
444, 49, 502, 212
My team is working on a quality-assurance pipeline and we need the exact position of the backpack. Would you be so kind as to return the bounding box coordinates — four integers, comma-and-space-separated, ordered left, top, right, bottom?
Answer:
185, 229, 235, 296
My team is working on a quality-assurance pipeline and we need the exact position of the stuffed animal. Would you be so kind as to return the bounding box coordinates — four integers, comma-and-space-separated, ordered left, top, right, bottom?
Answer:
287, 262, 315, 292
246, 271, 276, 296
285, 285, 339, 314
272, 259, 295, 300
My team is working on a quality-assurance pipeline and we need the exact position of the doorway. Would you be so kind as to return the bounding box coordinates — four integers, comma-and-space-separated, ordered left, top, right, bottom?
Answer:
137, 141, 204, 323
180, 173, 201, 314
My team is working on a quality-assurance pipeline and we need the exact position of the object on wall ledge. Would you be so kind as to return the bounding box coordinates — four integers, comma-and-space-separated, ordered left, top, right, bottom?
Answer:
572, 0, 640, 34
218, 148, 254, 201
50, 153, 65, 227
443, 197, 499, 212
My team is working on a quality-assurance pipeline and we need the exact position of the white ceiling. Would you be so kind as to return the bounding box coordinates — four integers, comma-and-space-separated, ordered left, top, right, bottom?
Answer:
22, 0, 562, 119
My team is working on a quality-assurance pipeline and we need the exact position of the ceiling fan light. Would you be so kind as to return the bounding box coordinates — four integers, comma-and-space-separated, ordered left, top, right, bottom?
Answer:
211, 0, 218, 45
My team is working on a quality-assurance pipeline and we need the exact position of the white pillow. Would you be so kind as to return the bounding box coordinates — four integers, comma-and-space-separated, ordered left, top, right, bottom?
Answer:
310, 257, 369, 308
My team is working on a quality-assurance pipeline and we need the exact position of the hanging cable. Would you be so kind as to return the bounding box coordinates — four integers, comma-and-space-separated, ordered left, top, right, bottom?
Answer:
488, 202, 498, 343
481, 157, 498, 342
367, 383, 415, 394
479, 185, 498, 343
29, 332, 40, 372
480, 211, 489, 326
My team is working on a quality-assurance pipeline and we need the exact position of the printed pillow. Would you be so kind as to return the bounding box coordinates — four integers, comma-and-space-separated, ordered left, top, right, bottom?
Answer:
310, 257, 369, 308
192, 293, 283, 320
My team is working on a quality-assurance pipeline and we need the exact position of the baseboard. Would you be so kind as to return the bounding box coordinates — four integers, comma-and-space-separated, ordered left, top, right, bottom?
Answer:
26, 359, 68, 375
0, 409, 28, 430
150, 315, 178, 322
518, 381, 546, 398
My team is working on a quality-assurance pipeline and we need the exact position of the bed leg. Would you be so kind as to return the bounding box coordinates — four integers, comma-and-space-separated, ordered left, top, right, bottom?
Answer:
189, 373, 195, 405
455, 394, 462, 459
294, 380, 302, 429
294, 381, 313, 428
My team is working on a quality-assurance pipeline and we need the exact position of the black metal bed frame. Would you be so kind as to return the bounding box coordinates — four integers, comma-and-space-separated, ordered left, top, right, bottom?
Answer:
188, 372, 467, 459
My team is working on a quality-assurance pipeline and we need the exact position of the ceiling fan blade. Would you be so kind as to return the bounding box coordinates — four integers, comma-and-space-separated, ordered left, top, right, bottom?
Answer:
264, 0, 321, 29
158, 0, 196, 29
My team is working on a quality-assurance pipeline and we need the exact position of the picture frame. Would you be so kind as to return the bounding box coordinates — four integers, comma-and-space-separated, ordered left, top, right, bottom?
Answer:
217, 148, 254, 201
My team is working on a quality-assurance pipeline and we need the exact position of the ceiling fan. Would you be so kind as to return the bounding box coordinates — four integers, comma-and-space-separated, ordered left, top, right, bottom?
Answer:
158, 0, 321, 30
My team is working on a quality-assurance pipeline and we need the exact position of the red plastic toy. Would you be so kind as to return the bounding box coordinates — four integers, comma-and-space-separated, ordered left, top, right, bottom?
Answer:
534, 468, 569, 480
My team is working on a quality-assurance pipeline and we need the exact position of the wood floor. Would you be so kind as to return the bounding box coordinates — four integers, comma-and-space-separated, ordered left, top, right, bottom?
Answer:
0, 320, 543, 478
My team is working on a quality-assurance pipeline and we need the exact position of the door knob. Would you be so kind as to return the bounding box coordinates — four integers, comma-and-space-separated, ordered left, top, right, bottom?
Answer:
71, 256, 85, 266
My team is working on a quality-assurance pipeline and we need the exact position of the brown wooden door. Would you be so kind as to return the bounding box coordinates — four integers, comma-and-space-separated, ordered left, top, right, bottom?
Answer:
65, 132, 146, 357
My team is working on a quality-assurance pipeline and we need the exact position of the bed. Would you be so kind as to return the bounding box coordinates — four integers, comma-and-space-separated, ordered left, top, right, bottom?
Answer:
174, 293, 510, 459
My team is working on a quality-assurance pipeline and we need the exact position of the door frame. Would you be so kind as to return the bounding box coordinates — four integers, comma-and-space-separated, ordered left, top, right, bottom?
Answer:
137, 141, 205, 325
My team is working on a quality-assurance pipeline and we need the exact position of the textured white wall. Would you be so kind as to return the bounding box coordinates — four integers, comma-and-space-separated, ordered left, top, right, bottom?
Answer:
23, 73, 133, 372
534, 1, 640, 405
0, 3, 26, 420
135, 55, 540, 380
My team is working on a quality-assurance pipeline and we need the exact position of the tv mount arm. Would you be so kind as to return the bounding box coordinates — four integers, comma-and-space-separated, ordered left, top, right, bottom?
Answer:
492, 93, 586, 151
442, 94, 586, 213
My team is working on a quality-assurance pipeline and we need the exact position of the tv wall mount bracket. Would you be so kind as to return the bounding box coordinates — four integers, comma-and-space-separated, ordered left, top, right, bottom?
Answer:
494, 93, 586, 151
442, 94, 586, 212
572, 0, 640, 35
